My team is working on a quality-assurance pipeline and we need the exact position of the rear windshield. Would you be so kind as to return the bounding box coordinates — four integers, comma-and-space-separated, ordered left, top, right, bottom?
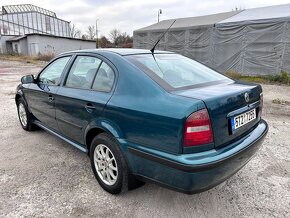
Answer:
126, 54, 231, 90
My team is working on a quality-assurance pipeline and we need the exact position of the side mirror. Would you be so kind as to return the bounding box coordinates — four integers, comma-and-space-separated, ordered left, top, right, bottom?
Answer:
21, 75, 35, 84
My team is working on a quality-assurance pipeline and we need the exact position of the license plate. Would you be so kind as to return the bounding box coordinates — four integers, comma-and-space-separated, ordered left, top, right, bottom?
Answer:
231, 109, 256, 131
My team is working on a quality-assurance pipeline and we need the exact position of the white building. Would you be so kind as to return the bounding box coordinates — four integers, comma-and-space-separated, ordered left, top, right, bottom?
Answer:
0, 4, 95, 55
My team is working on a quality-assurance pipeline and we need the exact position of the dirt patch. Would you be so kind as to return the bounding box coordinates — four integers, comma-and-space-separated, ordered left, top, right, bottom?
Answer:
272, 98, 290, 106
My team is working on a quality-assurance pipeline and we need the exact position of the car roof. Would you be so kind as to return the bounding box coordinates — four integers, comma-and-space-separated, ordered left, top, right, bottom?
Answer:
61, 48, 174, 56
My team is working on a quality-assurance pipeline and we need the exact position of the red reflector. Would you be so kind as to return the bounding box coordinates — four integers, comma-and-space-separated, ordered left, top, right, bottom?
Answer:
183, 109, 213, 147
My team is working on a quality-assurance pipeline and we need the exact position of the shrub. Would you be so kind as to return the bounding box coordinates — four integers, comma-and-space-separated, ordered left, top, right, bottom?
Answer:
224, 71, 242, 80
36, 53, 54, 61
267, 71, 290, 84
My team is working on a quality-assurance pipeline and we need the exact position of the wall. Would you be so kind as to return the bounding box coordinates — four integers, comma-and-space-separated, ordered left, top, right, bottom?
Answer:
11, 38, 28, 55
20, 38, 28, 55
26, 35, 95, 56
0, 35, 14, 53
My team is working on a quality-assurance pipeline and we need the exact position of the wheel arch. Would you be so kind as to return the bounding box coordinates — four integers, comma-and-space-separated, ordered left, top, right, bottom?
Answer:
15, 93, 22, 103
84, 119, 124, 153
85, 127, 105, 152
15, 89, 25, 104
15, 90, 32, 115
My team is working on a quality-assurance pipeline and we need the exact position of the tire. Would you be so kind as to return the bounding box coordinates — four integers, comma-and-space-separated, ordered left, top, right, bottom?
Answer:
89, 133, 129, 194
17, 98, 35, 131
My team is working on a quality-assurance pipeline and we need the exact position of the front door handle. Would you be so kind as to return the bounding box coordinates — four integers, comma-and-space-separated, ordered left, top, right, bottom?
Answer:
85, 103, 96, 112
48, 95, 54, 102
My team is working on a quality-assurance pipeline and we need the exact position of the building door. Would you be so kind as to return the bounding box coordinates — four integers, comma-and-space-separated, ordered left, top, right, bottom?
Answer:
30, 43, 39, 55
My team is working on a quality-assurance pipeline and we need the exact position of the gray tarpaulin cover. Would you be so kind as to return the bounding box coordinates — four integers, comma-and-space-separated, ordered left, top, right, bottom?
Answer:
133, 4, 290, 75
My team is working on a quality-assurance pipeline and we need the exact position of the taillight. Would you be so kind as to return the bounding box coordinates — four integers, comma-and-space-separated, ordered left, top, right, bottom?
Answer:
183, 109, 213, 147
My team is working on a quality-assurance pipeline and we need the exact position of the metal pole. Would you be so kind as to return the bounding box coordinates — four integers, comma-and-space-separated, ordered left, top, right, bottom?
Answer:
96, 19, 98, 48
158, 9, 162, 23
158, 10, 159, 23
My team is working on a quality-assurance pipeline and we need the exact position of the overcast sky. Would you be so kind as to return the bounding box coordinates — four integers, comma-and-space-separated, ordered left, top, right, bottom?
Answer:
2, 0, 290, 38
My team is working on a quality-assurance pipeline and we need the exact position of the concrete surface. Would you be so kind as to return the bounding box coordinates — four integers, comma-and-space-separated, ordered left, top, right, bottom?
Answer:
0, 60, 289, 217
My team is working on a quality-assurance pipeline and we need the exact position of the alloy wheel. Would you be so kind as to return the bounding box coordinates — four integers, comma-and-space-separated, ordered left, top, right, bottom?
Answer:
94, 144, 118, 186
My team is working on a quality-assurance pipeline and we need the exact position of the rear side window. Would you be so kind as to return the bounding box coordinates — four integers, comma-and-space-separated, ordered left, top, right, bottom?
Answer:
65, 56, 101, 89
126, 54, 230, 90
92, 62, 115, 92
39, 56, 71, 85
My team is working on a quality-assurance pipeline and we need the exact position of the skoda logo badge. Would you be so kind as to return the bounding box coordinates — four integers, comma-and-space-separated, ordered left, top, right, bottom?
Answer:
245, 92, 250, 103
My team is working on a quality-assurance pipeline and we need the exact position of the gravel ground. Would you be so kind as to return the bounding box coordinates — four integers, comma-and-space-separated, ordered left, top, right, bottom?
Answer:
0, 60, 289, 218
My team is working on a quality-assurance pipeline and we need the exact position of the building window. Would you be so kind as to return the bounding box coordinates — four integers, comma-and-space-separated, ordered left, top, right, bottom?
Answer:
45, 16, 51, 31
3, 24, 8, 34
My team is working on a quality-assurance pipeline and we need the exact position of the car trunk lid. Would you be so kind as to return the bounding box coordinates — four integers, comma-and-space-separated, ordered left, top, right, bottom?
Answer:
173, 81, 262, 148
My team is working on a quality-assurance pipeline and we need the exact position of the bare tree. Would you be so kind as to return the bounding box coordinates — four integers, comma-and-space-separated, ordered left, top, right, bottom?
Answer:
86, 25, 96, 40
109, 29, 121, 46
69, 24, 81, 38
99, 36, 112, 48
108, 29, 133, 47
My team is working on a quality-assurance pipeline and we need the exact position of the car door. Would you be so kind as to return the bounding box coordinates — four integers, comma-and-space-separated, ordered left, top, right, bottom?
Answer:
55, 55, 116, 144
26, 56, 72, 130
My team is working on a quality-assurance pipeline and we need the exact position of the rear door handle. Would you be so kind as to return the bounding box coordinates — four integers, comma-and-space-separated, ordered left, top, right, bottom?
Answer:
85, 103, 96, 112
48, 95, 54, 102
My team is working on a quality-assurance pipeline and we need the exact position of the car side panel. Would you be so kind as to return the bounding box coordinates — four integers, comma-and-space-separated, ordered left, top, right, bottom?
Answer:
97, 54, 205, 154
103, 93, 204, 154
55, 87, 113, 144
25, 83, 59, 130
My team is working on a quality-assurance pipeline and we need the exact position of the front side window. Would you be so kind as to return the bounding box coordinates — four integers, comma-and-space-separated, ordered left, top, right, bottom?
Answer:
126, 54, 231, 89
39, 56, 71, 85
65, 56, 102, 89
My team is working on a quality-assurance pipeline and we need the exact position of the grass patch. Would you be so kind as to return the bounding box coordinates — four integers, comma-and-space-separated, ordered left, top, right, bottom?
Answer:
225, 70, 290, 85
0, 53, 54, 64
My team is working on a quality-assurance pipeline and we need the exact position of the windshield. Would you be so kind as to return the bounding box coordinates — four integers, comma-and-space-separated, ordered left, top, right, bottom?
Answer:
126, 54, 231, 90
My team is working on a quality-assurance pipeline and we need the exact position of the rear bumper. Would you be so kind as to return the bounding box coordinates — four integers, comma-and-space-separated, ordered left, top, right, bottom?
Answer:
127, 119, 268, 194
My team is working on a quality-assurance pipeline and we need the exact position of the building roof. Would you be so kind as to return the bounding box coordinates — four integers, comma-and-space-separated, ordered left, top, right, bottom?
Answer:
6, 35, 27, 42
218, 3, 290, 24
2, 4, 56, 17
135, 3, 290, 32
6, 33, 96, 43
135, 11, 241, 32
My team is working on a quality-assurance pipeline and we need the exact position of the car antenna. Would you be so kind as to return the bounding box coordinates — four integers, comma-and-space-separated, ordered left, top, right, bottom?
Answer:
150, 19, 176, 54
